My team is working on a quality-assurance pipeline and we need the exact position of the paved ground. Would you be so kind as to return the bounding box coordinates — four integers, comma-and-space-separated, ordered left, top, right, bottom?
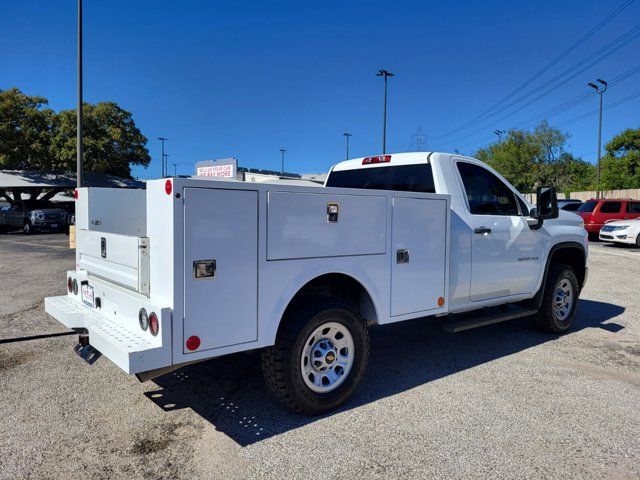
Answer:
1, 233, 640, 480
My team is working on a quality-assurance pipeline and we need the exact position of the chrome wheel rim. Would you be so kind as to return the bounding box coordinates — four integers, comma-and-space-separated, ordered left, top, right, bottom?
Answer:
553, 278, 574, 322
301, 322, 354, 393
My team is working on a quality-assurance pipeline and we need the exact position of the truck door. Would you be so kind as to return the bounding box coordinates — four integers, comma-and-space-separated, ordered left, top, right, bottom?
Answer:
183, 188, 258, 352
455, 161, 543, 301
391, 196, 448, 316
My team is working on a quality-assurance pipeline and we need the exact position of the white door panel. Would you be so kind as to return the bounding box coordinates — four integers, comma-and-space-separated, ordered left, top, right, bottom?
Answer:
469, 216, 542, 301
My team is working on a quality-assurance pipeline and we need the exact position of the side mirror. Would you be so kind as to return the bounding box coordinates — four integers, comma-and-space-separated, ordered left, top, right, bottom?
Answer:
533, 186, 559, 220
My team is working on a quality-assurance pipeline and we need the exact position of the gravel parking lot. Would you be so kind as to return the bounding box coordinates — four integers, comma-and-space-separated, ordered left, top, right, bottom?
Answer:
1, 234, 639, 480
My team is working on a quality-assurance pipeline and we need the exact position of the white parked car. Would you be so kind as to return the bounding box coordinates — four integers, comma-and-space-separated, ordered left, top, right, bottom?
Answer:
599, 218, 640, 247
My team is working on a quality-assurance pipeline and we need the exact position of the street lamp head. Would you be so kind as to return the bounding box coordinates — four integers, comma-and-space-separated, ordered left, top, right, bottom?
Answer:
587, 83, 598, 90
343, 132, 352, 137
377, 69, 394, 77
597, 79, 607, 86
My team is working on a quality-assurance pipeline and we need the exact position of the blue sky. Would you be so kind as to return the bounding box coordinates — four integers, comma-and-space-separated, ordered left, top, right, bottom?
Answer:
1, 0, 639, 179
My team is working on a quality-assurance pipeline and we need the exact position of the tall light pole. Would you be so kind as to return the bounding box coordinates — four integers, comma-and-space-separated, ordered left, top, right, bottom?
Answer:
343, 132, 352, 159
158, 137, 168, 177
280, 148, 286, 177
77, 0, 83, 187
376, 69, 394, 154
172, 162, 177, 176
163, 154, 170, 175
588, 79, 607, 199
494, 129, 504, 141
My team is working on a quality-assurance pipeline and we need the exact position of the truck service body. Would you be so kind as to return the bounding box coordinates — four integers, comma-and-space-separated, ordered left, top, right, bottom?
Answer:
45, 152, 588, 413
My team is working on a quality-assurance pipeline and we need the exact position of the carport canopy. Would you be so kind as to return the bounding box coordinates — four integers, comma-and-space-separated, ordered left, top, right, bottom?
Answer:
0, 170, 144, 205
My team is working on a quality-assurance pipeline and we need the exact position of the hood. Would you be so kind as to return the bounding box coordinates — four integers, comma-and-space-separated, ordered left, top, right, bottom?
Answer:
603, 218, 640, 227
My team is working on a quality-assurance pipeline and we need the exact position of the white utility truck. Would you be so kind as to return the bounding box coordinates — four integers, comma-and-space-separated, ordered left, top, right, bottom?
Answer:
45, 152, 588, 414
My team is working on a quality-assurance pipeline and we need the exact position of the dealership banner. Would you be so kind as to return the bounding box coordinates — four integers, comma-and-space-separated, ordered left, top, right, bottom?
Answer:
195, 158, 238, 179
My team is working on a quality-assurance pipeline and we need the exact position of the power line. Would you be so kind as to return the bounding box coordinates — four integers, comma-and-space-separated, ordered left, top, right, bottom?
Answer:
438, 29, 640, 148
432, 14, 639, 140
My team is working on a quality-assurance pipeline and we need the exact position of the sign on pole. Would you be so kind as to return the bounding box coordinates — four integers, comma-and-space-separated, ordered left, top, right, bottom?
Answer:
195, 158, 238, 179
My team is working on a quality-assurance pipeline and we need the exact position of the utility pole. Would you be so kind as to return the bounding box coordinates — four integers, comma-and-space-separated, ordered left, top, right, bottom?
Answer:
343, 132, 352, 159
158, 137, 168, 177
163, 154, 170, 175
280, 148, 286, 177
376, 69, 394, 154
588, 79, 607, 199
76, 0, 83, 188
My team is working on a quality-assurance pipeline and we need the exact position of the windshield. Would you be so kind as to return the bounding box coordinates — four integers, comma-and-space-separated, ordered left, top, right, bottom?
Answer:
326, 164, 436, 193
577, 201, 597, 213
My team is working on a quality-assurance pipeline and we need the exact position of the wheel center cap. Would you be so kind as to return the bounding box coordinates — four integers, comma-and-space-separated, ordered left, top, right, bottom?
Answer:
325, 351, 336, 364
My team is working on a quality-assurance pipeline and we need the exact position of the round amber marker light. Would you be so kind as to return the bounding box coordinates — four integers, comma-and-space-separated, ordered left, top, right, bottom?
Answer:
437, 297, 445, 307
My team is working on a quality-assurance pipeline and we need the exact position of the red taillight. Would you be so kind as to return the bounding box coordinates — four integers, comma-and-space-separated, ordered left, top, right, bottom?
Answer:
73, 189, 78, 199
164, 180, 172, 195
362, 155, 391, 165
186, 336, 201, 351
67, 277, 73, 293
149, 312, 159, 336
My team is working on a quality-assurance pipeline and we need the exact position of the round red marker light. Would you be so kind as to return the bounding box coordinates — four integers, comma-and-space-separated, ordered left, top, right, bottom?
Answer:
186, 336, 201, 351
164, 179, 172, 195
149, 312, 159, 336
73, 189, 78, 199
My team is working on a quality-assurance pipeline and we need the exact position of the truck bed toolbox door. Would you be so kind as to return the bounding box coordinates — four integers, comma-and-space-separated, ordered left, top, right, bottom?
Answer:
182, 188, 258, 353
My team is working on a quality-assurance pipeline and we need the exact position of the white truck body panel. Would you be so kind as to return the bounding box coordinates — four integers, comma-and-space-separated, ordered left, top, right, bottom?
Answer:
45, 152, 587, 377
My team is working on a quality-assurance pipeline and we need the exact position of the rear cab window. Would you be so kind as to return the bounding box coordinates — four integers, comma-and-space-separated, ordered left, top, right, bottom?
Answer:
326, 164, 436, 193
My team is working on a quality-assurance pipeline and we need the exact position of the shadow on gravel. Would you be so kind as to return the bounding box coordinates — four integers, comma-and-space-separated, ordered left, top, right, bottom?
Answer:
145, 298, 624, 446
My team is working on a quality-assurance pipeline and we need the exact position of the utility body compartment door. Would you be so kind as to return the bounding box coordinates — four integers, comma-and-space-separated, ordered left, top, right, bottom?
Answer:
182, 188, 258, 352
391, 197, 448, 316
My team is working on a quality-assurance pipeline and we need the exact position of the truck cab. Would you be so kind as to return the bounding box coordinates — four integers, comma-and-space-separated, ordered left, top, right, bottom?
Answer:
326, 152, 588, 312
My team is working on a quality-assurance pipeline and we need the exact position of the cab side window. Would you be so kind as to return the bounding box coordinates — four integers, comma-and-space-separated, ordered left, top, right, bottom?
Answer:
457, 162, 518, 216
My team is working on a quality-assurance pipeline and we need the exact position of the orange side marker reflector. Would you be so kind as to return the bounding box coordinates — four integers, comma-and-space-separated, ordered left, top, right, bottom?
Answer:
437, 297, 445, 307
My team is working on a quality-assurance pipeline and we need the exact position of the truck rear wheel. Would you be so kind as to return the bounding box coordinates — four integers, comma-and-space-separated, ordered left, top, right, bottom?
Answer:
261, 296, 369, 414
535, 263, 579, 333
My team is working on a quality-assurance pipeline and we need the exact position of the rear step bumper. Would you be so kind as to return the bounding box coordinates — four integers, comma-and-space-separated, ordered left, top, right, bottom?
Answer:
45, 295, 171, 374
443, 306, 537, 333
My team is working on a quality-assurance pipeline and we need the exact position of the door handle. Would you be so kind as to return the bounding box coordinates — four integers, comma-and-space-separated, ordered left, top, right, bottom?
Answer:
474, 227, 492, 235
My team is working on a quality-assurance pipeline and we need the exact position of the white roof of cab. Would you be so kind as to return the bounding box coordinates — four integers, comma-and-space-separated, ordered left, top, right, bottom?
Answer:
331, 152, 439, 172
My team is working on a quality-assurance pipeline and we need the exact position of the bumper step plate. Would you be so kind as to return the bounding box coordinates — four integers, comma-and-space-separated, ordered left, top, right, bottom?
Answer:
74, 343, 102, 364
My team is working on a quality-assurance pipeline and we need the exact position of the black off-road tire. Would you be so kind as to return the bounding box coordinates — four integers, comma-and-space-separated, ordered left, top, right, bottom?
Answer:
23, 220, 32, 235
636, 233, 640, 248
261, 296, 369, 415
535, 263, 579, 333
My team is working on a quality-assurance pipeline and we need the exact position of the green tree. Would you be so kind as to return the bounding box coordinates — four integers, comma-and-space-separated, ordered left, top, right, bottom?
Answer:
475, 121, 596, 193
0, 88, 54, 170
50, 102, 151, 178
600, 127, 640, 190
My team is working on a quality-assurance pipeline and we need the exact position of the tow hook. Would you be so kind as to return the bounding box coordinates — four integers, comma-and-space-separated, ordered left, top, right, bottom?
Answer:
73, 331, 102, 365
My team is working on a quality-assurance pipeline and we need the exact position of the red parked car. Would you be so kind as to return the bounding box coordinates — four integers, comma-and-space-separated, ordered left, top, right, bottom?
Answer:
577, 198, 640, 238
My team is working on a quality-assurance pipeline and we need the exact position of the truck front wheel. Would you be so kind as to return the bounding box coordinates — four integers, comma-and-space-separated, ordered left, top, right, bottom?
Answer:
261, 296, 369, 414
535, 263, 579, 333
